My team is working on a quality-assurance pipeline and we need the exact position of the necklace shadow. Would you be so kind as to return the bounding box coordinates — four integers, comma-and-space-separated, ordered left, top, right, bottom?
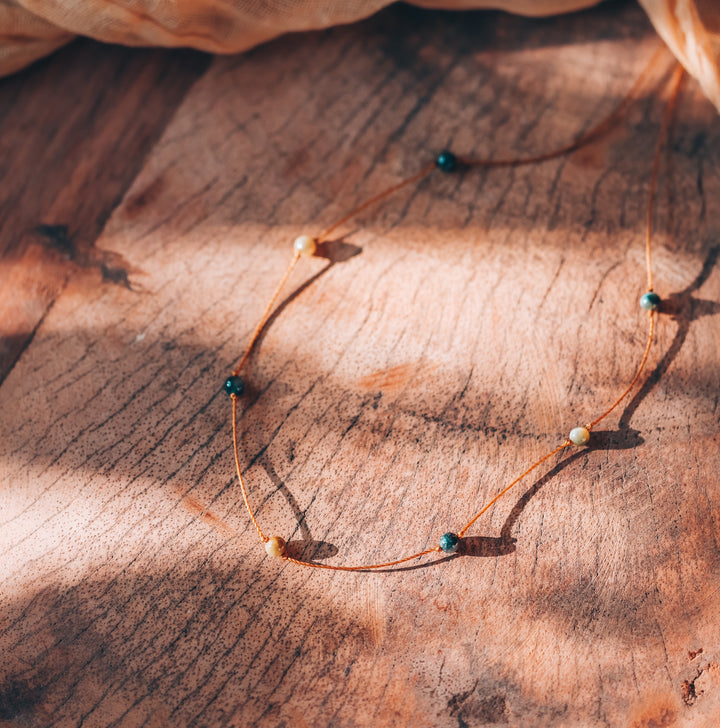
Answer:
282, 429, 642, 572
259, 243, 719, 574
618, 243, 720, 429
254, 238, 363, 356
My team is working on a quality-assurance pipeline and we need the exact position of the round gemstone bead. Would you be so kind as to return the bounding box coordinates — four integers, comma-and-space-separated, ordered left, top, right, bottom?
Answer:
640, 292, 661, 311
569, 426, 590, 446
293, 234, 317, 257
265, 535, 286, 558
439, 532, 460, 553
436, 150, 458, 173
224, 375, 245, 397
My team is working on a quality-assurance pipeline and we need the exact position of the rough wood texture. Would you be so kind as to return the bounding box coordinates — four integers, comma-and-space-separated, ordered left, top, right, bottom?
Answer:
0, 40, 210, 381
2, 2, 720, 727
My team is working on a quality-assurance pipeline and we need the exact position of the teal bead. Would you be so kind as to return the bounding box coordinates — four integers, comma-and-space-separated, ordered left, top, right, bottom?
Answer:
436, 150, 458, 173
640, 292, 661, 311
439, 532, 460, 553
224, 375, 245, 396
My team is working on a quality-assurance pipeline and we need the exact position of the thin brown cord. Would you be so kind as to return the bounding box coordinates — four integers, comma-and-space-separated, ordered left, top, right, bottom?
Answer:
318, 162, 436, 242
228, 60, 682, 572
456, 64, 684, 542
232, 396, 266, 542
584, 65, 684, 430
458, 442, 572, 538
585, 314, 655, 431
460, 43, 666, 170
233, 251, 300, 375
313, 44, 666, 249
450, 308, 654, 544
284, 547, 441, 571
645, 64, 684, 292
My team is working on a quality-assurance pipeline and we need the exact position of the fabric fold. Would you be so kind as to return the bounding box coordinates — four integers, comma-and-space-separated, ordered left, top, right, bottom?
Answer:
1, 0, 718, 112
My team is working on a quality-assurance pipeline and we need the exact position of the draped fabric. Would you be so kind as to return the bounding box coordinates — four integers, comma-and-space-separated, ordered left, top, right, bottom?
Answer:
1, 0, 718, 111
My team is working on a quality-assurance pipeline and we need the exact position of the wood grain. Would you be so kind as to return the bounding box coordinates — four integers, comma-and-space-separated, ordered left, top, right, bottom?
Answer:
0, 39, 210, 382
2, 2, 720, 727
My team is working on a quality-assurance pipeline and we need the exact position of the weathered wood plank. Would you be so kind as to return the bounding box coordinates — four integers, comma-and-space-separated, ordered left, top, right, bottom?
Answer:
2, 3, 720, 727
0, 40, 210, 382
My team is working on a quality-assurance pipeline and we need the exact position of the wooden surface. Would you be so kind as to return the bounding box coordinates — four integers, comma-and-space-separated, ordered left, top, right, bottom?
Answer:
2, 2, 720, 726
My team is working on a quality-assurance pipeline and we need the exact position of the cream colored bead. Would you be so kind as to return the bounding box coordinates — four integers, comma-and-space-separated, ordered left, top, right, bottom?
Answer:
264, 535, 286, 558
569, 426, 590, 446
293, 235, 316, 257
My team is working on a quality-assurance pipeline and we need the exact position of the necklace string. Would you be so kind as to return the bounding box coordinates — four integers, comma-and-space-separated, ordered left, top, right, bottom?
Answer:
226, 56, 683, 572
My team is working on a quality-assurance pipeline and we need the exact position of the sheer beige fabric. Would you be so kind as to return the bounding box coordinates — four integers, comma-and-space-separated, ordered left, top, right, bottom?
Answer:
1, 0, 718, 111
639, 0, 720, 110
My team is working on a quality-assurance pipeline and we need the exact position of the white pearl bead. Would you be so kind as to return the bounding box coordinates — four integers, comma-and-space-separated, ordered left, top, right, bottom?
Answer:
265, 535, 286, 558
293, 235, 316, 257
569, 426, 590, 446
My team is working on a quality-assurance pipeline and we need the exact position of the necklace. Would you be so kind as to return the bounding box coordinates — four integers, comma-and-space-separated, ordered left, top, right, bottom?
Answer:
223, 55, 683, 572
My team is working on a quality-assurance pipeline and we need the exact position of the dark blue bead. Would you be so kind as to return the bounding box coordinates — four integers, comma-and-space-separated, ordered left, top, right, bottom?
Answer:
439, 532, 460, 553
436, 150, 458, 173
224, 375, 245, 396
639, 292, 661, 311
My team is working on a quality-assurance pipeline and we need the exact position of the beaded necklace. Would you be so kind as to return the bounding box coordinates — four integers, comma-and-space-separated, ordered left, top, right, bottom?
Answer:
223, 54, 683, 572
